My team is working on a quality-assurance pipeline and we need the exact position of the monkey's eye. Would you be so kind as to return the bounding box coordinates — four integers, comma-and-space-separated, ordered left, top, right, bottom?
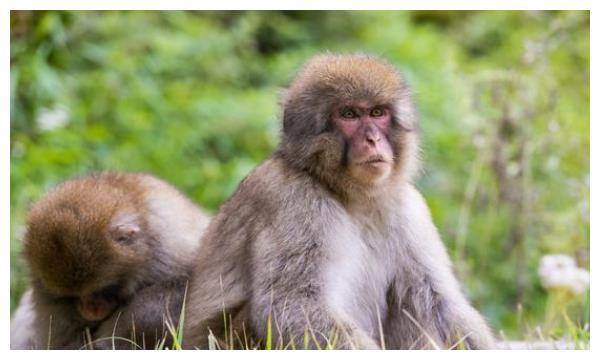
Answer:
341, 108, 357, 119
370, 107, 384, 117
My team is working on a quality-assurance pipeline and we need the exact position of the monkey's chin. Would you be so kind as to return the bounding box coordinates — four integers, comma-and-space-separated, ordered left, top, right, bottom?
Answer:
351, 162, 392, 184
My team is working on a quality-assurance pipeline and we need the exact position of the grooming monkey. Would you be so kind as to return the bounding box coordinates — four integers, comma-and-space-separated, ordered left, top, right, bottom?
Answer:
10, 172, 210, 349
183, 54, 494, 349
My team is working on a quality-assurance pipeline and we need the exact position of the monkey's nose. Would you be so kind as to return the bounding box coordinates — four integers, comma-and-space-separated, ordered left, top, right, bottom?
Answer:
365, 131, 380, 145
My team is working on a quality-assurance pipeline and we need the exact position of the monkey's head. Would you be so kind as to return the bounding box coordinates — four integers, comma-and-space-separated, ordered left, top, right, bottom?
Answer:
23, 176, 151, 322
278, 53, 420, 199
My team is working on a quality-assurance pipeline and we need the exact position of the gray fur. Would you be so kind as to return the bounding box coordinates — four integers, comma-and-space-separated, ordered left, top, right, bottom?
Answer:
183, 159, 493, 349
183, 54, 494, 349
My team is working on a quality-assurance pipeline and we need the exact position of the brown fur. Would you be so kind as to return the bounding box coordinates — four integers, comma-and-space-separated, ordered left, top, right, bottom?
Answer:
11, 172, 210, 349
24, 173, 150, 296
181, 53, 494, 349
278, 53, 420, 203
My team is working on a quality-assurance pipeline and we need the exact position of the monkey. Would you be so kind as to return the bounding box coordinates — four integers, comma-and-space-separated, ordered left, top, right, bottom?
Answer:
10, 172, 210, 349
181, 53, 495, 350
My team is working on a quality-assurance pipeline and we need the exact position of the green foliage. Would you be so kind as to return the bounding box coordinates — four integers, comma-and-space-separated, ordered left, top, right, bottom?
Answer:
10, 11, 589, 339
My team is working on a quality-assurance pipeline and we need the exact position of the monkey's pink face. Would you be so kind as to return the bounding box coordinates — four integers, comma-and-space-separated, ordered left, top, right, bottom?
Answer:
332, 102, 395, 183
76, 288, 120, 322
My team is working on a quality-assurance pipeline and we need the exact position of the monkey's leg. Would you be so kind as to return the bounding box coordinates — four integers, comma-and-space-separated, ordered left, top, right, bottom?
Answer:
250, 280, 380, 349
384, 276, 494, 350
249, 223, 380, 350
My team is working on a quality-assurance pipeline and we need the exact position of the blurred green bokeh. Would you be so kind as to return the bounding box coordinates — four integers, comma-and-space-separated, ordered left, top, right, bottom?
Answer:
10, 11, 589, 339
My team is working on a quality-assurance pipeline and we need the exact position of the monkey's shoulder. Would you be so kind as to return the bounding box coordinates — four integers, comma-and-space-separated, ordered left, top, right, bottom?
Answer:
213, 158, 334, 229
235, 156, 326, 199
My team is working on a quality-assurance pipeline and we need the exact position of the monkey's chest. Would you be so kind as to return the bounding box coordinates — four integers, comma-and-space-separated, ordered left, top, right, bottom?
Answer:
323, 230, 395, 338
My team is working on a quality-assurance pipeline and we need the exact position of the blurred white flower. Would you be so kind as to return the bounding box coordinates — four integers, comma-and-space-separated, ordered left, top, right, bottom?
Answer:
472, 134, 486, 149
507, 161, 520, 177
36, 105, 70, 131
522, 40, 538, 64
545, 156, 560, 171
11, 140, 26, 158
548, 120, 560, 133
538, 254, 590, 295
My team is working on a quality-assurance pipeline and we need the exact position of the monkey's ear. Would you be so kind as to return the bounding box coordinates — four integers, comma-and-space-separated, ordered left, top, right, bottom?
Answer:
112, 224, 140, 243
109, 212, 140, 244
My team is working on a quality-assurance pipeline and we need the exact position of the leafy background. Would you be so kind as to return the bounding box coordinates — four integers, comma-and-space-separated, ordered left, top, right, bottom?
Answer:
10, 11, 589, 340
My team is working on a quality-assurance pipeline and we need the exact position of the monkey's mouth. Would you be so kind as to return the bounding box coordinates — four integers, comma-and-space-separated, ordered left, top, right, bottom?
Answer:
359, 156, 387, 165
77, 290, 120, 322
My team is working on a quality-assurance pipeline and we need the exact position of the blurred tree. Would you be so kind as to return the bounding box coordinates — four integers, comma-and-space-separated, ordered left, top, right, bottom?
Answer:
10, 10, 589, 339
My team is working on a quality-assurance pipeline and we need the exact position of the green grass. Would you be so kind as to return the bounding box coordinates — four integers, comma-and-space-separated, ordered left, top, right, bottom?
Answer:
65, 310, 590, 350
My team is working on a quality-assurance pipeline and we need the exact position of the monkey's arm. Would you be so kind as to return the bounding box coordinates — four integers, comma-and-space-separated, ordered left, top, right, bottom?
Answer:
23, 288, 91, 349
10, 290, 37, 349
181, 208, 250, 349
92, 281, 187, 349
385, 185, 495, 350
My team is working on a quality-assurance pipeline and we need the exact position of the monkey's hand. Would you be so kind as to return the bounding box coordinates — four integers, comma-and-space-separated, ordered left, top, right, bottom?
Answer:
347, 327, 381, 350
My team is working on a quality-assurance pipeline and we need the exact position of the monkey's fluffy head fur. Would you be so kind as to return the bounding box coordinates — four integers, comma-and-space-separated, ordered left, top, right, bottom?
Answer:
278, 53, 420, 199
23, 173, 151, 297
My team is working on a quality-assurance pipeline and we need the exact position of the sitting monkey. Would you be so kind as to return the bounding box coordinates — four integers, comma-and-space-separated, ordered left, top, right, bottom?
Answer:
182, 54, 495, 349
11, 172, 210, 349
